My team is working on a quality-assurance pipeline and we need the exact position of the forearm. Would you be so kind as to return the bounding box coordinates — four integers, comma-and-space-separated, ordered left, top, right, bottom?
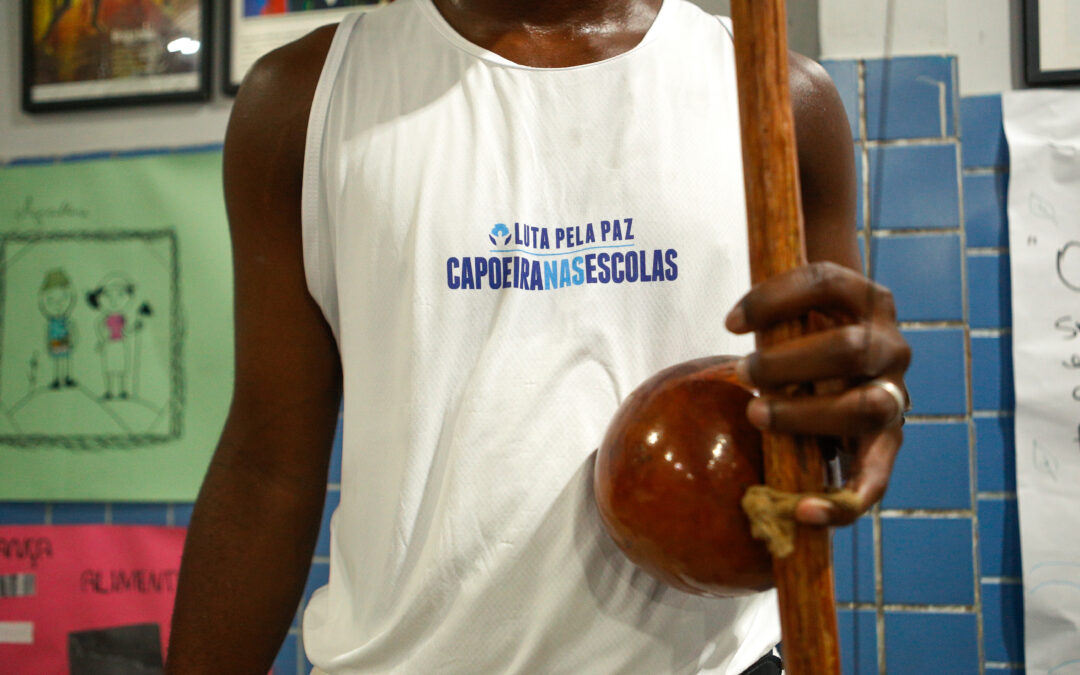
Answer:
167, 419, 332, 673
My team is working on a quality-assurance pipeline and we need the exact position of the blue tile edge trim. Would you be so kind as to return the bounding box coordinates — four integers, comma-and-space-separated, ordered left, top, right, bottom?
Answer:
3, 143, 225, 167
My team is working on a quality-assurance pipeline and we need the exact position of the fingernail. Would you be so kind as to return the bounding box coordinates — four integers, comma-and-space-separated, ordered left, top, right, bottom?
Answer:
746, 398, 770, 429
798, 497, 832, 525
725, 304, 747, 332
734, 357, 754, 389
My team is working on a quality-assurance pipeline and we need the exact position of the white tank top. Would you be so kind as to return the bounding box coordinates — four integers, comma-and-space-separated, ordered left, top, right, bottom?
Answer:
300, 1, 780, 672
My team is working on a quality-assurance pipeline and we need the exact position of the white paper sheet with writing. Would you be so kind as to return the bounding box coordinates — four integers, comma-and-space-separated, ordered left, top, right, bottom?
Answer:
1003, 89, 1080, 675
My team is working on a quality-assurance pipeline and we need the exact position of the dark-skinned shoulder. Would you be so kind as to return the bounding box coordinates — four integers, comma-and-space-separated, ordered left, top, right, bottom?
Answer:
225, 24, 337, 206
788, 52, 860, 270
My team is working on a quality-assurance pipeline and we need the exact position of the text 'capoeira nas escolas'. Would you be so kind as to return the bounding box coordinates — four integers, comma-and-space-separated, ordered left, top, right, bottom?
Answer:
447, 218, 679, 291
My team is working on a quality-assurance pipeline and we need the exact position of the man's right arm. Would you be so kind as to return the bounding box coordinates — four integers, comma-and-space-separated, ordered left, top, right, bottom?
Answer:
166, 25, 340, 674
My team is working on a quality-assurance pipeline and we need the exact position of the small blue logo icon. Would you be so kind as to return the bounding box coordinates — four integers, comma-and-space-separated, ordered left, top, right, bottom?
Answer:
489, 223, 511, 246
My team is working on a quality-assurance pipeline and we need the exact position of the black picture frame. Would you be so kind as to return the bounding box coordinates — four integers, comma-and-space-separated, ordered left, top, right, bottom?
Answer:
224, 0, 386, 95
21, 0, 211, 113
1025, 0, 1080, 86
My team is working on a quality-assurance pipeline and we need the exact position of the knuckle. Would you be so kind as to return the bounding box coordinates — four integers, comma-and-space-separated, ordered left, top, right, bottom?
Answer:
808, 261, 844, 297
862, 385, 901, 429
838, 323, 876, 375
745, 351, 768, 385
894, 336, 913, 371
873, 283, 898, 320
862, 479, 888, 508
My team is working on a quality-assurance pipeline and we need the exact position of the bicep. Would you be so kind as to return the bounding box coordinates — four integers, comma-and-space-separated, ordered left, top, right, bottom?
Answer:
219, 39, 341, 481
790, 53, 861, 271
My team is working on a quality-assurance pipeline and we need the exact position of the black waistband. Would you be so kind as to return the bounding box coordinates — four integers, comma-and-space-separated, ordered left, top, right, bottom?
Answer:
740, 650, 782, 675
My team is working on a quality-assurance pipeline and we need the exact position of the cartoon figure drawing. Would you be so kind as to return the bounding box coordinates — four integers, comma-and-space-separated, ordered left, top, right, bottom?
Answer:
38, 269, 78, 390
87, 273, 136, 399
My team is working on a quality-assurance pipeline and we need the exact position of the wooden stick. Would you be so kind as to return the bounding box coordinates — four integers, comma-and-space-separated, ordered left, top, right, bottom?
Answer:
729, 1, 842, 673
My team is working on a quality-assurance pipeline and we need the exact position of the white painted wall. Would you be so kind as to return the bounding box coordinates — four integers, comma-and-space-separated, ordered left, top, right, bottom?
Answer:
0, 1, 824, 163
819, 0, 1022, 95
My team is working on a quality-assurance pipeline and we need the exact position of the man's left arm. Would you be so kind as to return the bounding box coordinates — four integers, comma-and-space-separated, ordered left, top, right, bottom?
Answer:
724, 53, 912, 526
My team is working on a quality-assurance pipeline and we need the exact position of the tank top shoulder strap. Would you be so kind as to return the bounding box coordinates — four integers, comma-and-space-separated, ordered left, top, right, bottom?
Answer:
300, 11, 364, 341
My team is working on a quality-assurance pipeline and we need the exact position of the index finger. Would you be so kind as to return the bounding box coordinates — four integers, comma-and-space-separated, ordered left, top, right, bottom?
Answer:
726, 261, 896, 333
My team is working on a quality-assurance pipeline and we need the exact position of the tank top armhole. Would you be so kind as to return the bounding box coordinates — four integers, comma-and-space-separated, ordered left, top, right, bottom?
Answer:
714, 15, 734, 42
301, 12, 363, 344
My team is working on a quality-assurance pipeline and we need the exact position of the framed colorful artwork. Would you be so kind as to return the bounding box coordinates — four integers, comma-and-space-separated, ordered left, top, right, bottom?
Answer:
1025, 0, 1080, 85
225, 0, 390, 94
21, 0, 211, 112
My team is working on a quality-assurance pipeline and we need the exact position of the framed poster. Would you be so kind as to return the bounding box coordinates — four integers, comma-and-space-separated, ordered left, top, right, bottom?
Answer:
21, 0, 210, 113
225, 0, 389, 94
1025, 0, 1080, 85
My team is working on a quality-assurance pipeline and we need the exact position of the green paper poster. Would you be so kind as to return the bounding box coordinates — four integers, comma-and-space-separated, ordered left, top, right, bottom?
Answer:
0, 151, 233, 500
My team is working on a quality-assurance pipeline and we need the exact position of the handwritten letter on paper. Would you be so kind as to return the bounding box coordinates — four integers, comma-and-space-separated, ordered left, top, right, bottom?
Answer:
1004, 89, 1080, 675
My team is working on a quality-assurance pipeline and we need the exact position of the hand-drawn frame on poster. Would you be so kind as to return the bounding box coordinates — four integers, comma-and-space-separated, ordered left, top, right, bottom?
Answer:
21, 0, 211, 112
0, 230, 183, 449
1025, 0, 1080, 85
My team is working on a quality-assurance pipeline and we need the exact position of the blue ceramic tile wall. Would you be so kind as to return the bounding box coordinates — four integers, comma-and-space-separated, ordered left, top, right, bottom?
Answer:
972, 335, 1016, 412
837, 609, 878, 674
1, 59, 1026, 674
822, 56, 1023, 673
978, 499, 1022, 579
833, 517, 875, 603
885, 612, 980, 673
50, 502, 107, 524
983, 582, 1026, 663
882, 518, 975, 605
883, 422, 969, 510
901, 328, 967, 415
964, 172, 1009, 247
968, 254, 1012, 329
976, 416, 1017, 493
865, 56, 956, 140
868, 144, 961, 229
871, 234, 963, 322
962, 95, 1010, 169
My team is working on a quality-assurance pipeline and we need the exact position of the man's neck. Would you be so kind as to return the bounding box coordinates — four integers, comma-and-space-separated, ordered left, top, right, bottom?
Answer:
430, 0, 664, 67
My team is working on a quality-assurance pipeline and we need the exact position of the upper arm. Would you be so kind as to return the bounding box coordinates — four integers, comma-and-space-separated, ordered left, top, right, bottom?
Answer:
789, 52, 860, 271
220, 25, 342, 480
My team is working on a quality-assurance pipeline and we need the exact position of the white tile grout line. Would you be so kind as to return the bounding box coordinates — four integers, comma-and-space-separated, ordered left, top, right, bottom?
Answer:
972, 410, 1014, 418
878, 509, 973, 518
865, 136, 960, 148
970, 328, 1011, 338
883, 603, 976, 613
952, 59, 962, 151
897, 320, 964, 330
976, 492, 1017, 500
904, 415, 969, 423
871, 227, 963, 237
837, 602, 980, 613
963, 166, 1008, 176
938, 67, 949, 139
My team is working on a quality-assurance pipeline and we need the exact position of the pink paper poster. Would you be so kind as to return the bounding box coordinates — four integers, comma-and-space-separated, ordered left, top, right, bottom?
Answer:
0, 525, 186, 674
